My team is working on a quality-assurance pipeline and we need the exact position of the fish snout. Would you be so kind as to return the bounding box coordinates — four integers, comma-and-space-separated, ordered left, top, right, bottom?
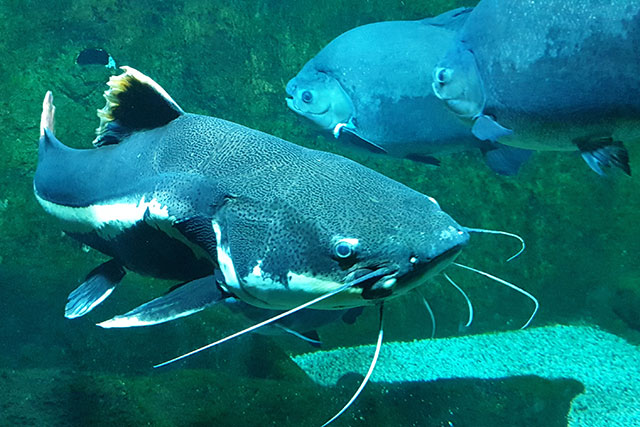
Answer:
438, 224, 469, 255
285, 96, 295, 111
285, 79, 297, 111
426, 224, 469, 262
404, 225, 469, 280
285, 78, 297, 96
354, 225, 469, 302
285, 79, 310, 114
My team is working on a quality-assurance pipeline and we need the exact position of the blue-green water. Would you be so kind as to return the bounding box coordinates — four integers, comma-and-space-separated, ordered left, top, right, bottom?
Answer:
1, 0, 639, 425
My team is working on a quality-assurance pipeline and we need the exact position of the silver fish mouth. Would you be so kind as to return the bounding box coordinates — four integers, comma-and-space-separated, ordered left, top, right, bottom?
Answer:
285, 95, 329, 117
432, 81, 449, 101
285, 95, 294, 106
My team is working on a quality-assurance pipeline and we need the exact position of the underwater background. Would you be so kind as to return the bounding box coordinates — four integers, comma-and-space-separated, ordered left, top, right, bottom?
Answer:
1, 0, 638, 425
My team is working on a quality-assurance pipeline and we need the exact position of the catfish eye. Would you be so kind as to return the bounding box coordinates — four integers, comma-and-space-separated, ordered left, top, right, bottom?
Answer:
434, 67, 451, 84
334, 238, 358, 259
301, 90, 313, 103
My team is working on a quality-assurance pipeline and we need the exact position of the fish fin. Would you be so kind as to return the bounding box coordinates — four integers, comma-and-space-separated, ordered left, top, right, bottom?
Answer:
275, 325, 323, 347
472, 115, 513, 141
93, 66, 184, 147
39, 93, 71, 154
333, 119, 356, 138
423, 7, 473, 30
97, 275, 227, 328
404, 153, 441, 167
65, 259, 125, 319
39, 128, 70, 156
342, 133, 388, 155
481, 142, 532, 176
575, 135, 631, 176
40, 91, 55, 137
341, 306, 364, 325
333, 122, 348, 138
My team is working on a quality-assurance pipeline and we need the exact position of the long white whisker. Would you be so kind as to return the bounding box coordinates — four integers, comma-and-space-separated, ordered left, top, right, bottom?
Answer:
465, 227, 525, 262
322, 303, 384, 427
154, 281, 354, 368
443, 273, 473, 328
275, 324, 323, 346
417, 291, 436, 338
452, 262, 538, 329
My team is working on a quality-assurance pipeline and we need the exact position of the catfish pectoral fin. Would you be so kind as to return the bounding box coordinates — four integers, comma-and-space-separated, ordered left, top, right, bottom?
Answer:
65, 259, 125, 319
97, 275, 227, 328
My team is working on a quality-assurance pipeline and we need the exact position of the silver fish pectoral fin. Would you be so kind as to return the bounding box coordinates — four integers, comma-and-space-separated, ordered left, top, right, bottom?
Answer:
471, 114, 513, 141
575, 135, 631, 176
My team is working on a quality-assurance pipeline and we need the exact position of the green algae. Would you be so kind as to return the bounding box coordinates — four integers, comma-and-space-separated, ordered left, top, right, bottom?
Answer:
1, 0, 639, 425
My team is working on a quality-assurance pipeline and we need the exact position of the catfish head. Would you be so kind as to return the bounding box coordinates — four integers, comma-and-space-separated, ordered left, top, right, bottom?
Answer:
211, 150, 469, 310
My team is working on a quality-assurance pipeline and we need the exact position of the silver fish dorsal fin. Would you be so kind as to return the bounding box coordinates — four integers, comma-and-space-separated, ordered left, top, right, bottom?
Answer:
94, 66, 184, 146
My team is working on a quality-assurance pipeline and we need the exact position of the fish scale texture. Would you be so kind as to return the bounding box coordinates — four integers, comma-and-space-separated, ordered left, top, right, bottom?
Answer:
292, 325, 640, 426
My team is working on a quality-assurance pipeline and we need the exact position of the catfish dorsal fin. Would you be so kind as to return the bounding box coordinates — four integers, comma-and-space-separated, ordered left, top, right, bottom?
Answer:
93, 66, 184, 146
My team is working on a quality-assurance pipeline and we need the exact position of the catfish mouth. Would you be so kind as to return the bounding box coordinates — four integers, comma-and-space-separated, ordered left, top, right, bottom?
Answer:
352, 243, 465, 301
346, 266, 398, 300
412, 243, 464, 278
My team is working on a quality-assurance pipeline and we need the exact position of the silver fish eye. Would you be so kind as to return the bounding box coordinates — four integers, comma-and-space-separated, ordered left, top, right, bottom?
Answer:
301, 90, 313, 103
334, 238, 359, 259
434, 67, 452, 84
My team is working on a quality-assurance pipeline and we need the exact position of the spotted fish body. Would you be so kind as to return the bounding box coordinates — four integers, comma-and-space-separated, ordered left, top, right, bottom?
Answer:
34, 68, 468, 323
433, 0, 640, 174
